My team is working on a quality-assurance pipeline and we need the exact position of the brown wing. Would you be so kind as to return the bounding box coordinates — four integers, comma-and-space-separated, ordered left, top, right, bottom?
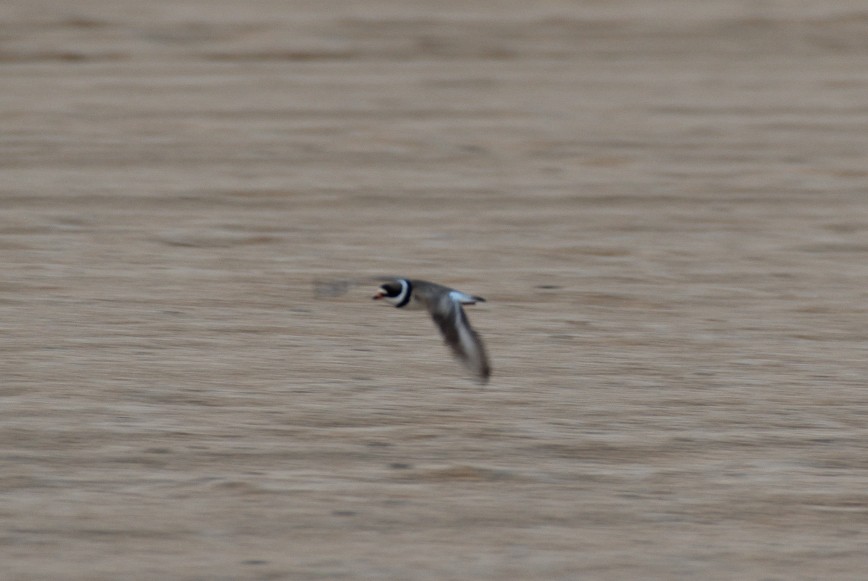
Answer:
429, 299, 491, 384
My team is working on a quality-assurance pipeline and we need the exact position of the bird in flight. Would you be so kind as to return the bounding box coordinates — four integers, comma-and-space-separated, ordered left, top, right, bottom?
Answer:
373, 278, 491, 384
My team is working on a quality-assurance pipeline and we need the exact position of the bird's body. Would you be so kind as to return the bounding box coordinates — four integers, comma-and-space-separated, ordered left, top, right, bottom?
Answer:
374, 278, 491, 384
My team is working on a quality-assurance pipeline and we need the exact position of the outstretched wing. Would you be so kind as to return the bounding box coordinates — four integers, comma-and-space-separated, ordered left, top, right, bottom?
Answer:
428, 297, 491, 384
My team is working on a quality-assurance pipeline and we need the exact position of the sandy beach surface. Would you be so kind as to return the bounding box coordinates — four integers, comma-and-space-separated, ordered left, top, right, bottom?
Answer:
3, 1, 868, 579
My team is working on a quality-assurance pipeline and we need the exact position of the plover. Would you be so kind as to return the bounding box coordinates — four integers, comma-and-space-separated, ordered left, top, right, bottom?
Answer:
373, 278, 492, 384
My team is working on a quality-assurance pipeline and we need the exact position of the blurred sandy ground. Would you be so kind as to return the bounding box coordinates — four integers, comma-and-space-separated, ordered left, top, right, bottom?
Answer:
2, 1, 868, 579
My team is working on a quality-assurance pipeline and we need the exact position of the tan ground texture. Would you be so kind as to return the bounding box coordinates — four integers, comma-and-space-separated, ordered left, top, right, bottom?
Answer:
3, 1, 868, 579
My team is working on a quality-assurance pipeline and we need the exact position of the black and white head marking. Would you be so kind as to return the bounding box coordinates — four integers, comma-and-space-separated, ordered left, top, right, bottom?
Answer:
381, 279, 412, 308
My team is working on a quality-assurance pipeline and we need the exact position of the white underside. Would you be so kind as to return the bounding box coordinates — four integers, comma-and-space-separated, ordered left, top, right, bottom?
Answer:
449, 290, 477, 304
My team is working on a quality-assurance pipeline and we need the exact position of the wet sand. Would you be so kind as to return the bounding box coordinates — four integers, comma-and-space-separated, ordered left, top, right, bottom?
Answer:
3, 1, 868, 579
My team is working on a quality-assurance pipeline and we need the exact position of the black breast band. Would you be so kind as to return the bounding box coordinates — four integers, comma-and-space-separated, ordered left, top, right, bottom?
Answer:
396, 279, 412, 308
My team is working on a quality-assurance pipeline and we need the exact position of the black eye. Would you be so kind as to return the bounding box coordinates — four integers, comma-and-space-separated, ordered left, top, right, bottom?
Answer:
382, 283, 401, 296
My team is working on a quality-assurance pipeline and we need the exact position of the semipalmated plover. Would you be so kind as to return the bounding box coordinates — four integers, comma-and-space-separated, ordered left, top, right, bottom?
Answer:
373, 278, 491, 384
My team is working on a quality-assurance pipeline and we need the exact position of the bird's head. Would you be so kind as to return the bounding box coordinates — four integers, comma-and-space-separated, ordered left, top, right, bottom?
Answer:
373, 279, 411, 307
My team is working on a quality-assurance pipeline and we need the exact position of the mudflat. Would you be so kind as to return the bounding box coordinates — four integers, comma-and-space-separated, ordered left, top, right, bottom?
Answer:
3, 1, 868, 579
